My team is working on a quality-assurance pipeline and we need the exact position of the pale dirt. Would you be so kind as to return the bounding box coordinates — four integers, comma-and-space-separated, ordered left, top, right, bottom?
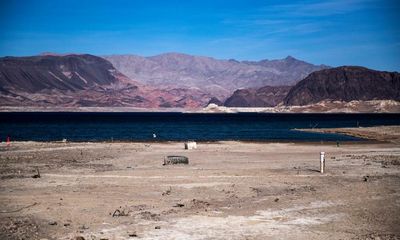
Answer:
0, 139, 400, 240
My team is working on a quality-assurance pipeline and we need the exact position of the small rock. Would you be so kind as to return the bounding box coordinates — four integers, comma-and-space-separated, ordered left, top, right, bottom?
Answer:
128, 232, 138, 237
173, 203, 185, 208
155, 226, 161, 229
363, 175, 370, 182
64, 223, 70, 227
48, 221, 57, 226
274, 198, 279, 202
75, 237, 85, 240
80, 225, 89, 230
162, 187, 172, 196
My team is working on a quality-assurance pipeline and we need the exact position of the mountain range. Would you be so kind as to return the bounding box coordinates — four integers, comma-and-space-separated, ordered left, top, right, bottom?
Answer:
0, 52, 399, 112
0, 54, 211, 108
103, 53, 328, 100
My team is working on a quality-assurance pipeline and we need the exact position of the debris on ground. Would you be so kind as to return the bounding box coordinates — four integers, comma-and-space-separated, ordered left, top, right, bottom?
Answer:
163, 155, 189, 165
173, 203, 185, 208
128, 232, 138, 237
139, 211, 160, 221
190, 199, 210, 209
162, 187, 172, 196
363, 175, 370, 182
111, 206, 131, 217
32, 167, 41, 178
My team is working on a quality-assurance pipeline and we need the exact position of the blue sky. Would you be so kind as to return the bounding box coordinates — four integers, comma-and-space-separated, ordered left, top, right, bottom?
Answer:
0, 0, 399, 71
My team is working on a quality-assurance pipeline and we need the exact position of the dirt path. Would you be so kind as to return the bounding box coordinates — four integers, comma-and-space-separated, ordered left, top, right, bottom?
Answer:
0, 141, 399, 240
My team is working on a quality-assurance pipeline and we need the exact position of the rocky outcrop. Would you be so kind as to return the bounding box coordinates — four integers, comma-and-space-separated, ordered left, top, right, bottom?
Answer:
284, 66, 400, 106
224, 86, 291, 107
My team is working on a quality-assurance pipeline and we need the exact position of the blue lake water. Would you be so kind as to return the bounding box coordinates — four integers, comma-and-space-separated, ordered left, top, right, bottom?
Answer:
0, 112, 399, 142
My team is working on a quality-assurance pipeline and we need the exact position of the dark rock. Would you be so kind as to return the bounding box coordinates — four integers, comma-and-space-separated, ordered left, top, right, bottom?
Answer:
173, 203, 185, 208
224, 85, 291, 107
48, 221, 57, 226
284, 66, 400, 106
128, 232, 138, 237
363, 175, 370, 182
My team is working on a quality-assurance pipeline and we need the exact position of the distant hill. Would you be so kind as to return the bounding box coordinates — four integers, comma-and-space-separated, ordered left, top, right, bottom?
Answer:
224, 86, 291, 107
284, 66, 400, 106
103, 53, 328, 100
0, 54, 121, 93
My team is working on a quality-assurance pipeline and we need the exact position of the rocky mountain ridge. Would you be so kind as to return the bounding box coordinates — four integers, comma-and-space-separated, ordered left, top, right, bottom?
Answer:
284, 66, 400, 106
103, 53, 328, 99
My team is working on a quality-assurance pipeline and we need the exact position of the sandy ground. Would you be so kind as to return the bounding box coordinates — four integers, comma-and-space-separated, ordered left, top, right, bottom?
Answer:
0, 137, 400, 239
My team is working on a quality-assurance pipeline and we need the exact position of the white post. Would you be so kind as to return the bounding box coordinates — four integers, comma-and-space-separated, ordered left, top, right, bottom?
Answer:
320, 152, 325, 173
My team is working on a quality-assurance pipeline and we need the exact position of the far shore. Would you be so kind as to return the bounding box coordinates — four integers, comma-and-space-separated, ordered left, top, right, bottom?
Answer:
298, 125, 400, 144
1, 107, 400, 114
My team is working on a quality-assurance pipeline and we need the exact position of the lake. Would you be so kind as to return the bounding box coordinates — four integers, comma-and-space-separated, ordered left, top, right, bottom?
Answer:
0, 112, 399, 142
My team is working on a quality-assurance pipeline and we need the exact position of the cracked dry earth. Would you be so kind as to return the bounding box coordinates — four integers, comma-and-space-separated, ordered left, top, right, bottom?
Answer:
0, 141, 399, 240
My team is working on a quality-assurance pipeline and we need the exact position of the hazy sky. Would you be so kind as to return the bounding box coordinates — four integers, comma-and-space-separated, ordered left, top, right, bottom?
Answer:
0, 0, 399, 71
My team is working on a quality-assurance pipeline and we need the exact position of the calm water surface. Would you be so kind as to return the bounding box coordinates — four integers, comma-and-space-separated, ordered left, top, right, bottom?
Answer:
0, 112, 399, 142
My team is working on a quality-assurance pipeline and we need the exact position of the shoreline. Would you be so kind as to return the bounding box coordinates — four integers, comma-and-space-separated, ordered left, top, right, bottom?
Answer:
1, 99, 400, 113
0, 139, 376, 145
297, 125, 400, 144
